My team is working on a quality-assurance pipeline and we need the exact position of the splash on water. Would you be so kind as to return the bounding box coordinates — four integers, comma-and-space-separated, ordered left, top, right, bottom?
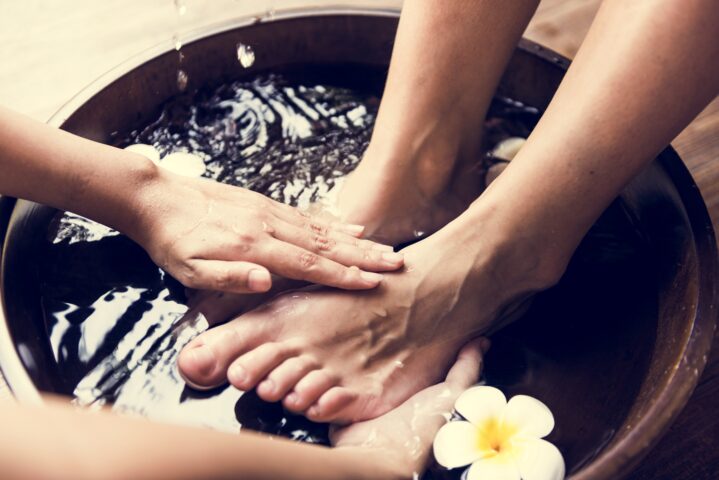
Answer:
173, 0, 187, 16
237, 43, 256, 68
177, 69, 188, 91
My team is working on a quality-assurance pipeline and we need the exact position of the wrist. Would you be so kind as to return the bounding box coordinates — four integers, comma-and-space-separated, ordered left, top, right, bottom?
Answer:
69, 148, 164, 243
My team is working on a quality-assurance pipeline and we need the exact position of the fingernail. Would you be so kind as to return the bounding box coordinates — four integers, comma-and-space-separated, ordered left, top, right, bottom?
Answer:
381, 251, 404, 264
260, 379, 275, 394
340, 224, 365, 236
188, 345, 216, 375
229, 364, 247, 386
360, 271, 384, 284
248, 269, 271, 292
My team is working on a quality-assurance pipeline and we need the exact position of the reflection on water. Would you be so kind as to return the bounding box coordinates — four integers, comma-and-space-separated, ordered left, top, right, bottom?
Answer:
36, 73, 650, 477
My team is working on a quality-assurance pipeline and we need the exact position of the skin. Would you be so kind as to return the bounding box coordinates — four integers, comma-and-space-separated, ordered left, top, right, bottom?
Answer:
179, 0, 719, 423
0, 339, 487, 480
0, 106, 404, 293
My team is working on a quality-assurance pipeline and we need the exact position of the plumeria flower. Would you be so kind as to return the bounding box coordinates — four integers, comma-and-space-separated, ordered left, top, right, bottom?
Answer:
490, 136, 526, 161
433, 386, 565, 480
125, 144, 206, 177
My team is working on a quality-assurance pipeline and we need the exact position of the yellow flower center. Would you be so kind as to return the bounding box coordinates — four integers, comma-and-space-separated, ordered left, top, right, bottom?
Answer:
476, 418, 518, 458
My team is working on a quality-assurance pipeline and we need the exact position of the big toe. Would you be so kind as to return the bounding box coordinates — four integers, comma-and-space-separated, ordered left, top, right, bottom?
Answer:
177, 319, 258, 389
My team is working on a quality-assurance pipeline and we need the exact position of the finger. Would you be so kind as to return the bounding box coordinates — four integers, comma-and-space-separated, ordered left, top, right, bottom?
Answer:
256, 240, 385, 290
270, 223, 404, 272
445, 338, 490, 389
179, 260, 272, 293
269, 202, 383, 243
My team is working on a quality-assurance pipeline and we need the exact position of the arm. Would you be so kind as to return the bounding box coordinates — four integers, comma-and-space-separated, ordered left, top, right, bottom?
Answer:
0, 340, 485, 480
0, 397, 383, 480
455, 0, 719, 289
0, 106, 404, 292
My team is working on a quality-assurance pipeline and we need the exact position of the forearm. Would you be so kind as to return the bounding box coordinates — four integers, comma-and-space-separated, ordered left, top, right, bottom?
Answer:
0, 106, 157, 239
466, 0, 719, 278
0, 398, 394, 480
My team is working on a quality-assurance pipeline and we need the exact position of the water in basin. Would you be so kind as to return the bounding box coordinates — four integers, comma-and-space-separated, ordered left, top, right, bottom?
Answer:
38, 73, 657, 477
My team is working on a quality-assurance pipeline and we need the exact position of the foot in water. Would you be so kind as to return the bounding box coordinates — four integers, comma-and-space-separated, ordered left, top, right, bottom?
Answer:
177, 211, 556, 423
320, 142, 485, 246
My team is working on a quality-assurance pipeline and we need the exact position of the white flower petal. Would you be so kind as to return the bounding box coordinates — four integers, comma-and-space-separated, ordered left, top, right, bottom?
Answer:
161, 152, 207, 177
124, 144, 161, 164
490, 137, 526, 161
503, 394, 554, 439
433, 421, 482, 469
467, 454, 521, 480
455, 386, 507, 426
512, 438, 565, 480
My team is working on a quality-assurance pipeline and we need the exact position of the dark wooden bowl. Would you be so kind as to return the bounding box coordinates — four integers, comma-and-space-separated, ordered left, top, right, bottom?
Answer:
0, 8, 715, 479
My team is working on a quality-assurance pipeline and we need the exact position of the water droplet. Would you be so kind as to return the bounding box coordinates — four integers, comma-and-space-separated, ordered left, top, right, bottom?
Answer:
173, 34, 182, 51
176, 69, 188, 91
265, 7, 276, 20
237, 43, 255, 68
174, 0, 187, 16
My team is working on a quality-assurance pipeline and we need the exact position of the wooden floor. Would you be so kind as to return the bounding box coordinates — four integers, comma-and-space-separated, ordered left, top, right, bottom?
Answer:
0, 1, 717, 478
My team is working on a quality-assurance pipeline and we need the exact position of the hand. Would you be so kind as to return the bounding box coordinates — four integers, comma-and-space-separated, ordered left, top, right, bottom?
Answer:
332, 338, 489, 479
129, 169, 404, 293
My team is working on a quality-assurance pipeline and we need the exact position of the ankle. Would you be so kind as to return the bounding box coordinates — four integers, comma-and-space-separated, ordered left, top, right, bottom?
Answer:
362, 131, 473, 200
438, 202, 570, 297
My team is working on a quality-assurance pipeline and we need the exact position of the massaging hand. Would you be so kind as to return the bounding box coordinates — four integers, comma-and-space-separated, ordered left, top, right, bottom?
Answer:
132, 171, 404, 293
332, 338, 488, 479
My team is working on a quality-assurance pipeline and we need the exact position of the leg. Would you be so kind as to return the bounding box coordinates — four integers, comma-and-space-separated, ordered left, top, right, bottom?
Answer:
335, 0, 540, 244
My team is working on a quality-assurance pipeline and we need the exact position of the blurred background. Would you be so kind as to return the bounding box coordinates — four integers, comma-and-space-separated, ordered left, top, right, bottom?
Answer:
0, 0, 608, 120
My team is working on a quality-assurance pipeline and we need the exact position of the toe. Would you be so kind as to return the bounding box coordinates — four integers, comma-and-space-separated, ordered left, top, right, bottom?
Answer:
306, 387, 358, 423
283, 369, 338, 413
177, 319, 257, 389
228, 342, 297, 391
177, 343, 221, 390
257, 355, 318, 403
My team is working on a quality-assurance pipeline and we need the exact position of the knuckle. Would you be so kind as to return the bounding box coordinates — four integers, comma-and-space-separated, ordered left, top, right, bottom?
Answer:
306, 221, 328, 236
213, 268, 236, 290
298, 251, 319, 270
313, 235, 335, 252
176, 261, 200, 288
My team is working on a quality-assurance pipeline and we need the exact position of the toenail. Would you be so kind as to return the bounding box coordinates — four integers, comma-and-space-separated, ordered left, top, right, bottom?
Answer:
229, 364, 247, 385
381, 252, 403, 264
286, 392, 299, 405
188, 345, 216, 375
308, 406, 320, 417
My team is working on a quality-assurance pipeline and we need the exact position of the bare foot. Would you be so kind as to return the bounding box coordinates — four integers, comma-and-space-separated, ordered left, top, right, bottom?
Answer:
327, 143, 484, 245
177, 214, 552, 423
